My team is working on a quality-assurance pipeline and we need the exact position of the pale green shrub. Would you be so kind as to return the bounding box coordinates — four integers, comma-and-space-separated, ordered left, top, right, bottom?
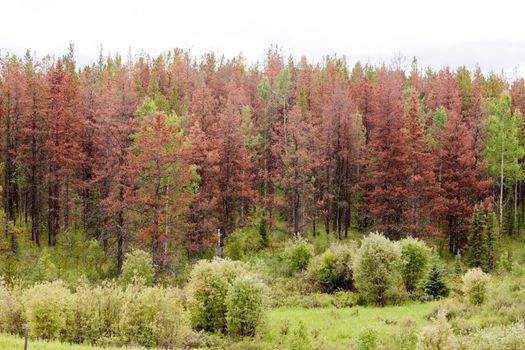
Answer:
225, 274, 270, 337
284, 237, 314, 273
462, 268, 490, 305
458, 322, 525, 350
416, 312, 457, 350
186, 258, 247, 332
64, 282, 123, 345
119, 249, 154, 286
119, 283, 191, 348
399, 238, 432, 293
0, 280, 25, 336
23, 281, 73, 341
353, 232, 402, 305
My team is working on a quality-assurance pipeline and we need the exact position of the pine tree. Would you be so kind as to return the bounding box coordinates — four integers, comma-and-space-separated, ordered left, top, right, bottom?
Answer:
437, 112, 491, 252
466, 204, 488, 271
422, 263, 449, 298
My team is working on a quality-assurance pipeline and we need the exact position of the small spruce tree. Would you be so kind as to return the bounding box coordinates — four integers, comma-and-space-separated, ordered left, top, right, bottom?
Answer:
422, 263, 449, 298
466, 205, 488, 271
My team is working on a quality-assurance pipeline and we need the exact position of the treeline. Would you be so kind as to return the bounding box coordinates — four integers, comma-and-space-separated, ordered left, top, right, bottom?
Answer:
1, 45, 525, 277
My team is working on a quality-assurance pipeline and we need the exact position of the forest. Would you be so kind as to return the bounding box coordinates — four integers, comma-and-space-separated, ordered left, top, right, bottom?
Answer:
1, 45, 525, 349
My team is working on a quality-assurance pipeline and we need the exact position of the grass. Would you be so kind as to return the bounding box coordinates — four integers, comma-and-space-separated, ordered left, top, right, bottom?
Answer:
0, 333, 150, 350
268, 301, 439, 345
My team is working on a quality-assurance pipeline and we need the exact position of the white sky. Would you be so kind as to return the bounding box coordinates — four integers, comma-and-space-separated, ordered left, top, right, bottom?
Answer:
2, 0, 525, 77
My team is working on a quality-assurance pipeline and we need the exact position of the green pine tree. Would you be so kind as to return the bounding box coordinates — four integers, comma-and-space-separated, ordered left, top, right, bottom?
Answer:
466, 205, 488, 271
422, 263, 449, 298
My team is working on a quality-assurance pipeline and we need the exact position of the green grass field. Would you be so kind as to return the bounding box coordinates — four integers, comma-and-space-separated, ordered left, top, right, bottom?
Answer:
0, 333, 149, 350
268, 301, 438, 345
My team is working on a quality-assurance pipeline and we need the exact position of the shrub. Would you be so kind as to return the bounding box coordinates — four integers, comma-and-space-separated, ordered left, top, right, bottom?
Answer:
353, 232, 402, 305
307, 243, 353, 292
496, 251, 511, 273
33, 249, 59, 282
458, 322, 525, 350
307, 250, 337, 290
422, 263, 449, 298
399, 238, 432, 293
357, 329, 378, 350
23, 281, 72, 341
186, 258, 246, 332
416, 312, 457, 350
284, 237, 314, 273
0, 280, 25, 336
224, 226, 263, 260
119, 283, 191, 348
119, 249, 154, 286
226, 274, 270, 337
462, 268, 490, 305
286, 321, 313, 350
64, 282, 123, 345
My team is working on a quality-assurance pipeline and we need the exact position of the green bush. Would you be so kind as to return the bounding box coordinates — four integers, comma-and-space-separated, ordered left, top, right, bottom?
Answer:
23, 281, 73, 341
64, 282, 123, 345
284, 237, 314, 273
416, 312, 457, 350
399, 238, 431, 293
462, 268, 490, 305
422, 263, 449, 298
225, 226, 263, 260
353, 232, 402, 305
225, 274, 270, 337
119, 249, 154, 286
186, 258, 246, 332
357, 329, 378, 350
307, 243, 354, 292
33, 249, 59, 282
119, 283, 191, 348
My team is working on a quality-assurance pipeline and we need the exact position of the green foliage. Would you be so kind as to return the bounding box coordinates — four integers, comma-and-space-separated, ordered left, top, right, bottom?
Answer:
458, 322, 525, 350
284, 237, 314, 274
496, 250, 511, 273
485, 209, 498, 270
63, 282, 123, 345
23, 281, 73, 340
353, 232, 402, 305
285, 321, 313, 350
466, 205, 488, 271
399, 238, 432, 293
224, 225, 263, 260
422, 263, 449, 298
186, 258, 246, 332
119, 249, 154, 286
119, 283, 191, 348
357, 329, 379, 350
33, 248, 59, 282
307, 243, 354, 292
483, 92, 525, 187
0, 280, 25, 336
258, 219, 269, 248
462, 268, 490, 305
226, 274, 270, 337
416, 312, 457, 350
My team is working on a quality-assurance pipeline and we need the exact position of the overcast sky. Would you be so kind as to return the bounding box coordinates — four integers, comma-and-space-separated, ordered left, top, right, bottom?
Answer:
2, 0, 525, 77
